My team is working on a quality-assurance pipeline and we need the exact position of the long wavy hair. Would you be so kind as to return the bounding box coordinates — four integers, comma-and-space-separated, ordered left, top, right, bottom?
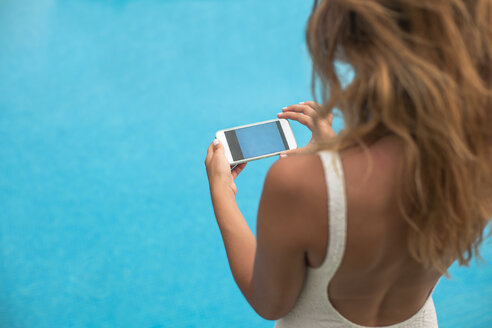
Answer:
307, 0, 492, 274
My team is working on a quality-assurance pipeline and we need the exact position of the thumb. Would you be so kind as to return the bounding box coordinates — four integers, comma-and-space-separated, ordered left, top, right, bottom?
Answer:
213, 139, 224, 153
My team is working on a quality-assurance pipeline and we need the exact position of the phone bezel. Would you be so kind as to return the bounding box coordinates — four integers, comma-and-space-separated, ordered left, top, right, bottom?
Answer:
215, 118, 297, 166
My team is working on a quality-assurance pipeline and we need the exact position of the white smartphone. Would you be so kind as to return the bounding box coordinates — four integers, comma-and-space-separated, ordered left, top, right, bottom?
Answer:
215, 118, 297, 165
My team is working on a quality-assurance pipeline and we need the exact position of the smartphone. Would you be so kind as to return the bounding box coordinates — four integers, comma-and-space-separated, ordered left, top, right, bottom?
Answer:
215, 119, 297, 165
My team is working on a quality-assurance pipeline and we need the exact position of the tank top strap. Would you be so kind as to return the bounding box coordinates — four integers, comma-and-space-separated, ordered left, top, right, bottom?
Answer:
316, 150, 348, 280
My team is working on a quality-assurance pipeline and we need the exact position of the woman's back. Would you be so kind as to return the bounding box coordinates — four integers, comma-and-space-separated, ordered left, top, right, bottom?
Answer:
275, 136, 441, 326
205, 0, 492, 326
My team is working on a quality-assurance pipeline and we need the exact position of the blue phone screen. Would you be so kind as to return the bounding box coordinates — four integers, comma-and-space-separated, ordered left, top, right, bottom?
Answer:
225, 121, 289, 161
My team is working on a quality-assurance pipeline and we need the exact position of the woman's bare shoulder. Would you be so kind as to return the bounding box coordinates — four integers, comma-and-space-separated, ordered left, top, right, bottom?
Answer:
263, 153, 329, 262
266, 153, 326, 198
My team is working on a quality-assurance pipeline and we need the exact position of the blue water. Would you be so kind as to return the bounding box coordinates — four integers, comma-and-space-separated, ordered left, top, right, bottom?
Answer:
0, 1, 490, 327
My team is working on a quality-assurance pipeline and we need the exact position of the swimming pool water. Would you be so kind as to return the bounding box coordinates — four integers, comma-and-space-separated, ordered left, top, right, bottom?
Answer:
0, 1, 490, 327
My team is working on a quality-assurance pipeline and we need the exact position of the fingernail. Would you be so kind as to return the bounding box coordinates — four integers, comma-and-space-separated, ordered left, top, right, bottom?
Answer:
277, 112, 283, 116
282, 107, 288, 110
280, 154, 287, 158
299, 102, 305, 104
213, 139, 220, 146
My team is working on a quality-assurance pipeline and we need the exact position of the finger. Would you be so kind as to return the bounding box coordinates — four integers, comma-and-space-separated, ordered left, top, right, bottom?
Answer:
231, 163, 247, 179
205, 142, 214, 165
300, 101, 323, 111
280, 148, 305, 157
281, 104, 317, 117
277, 111, 314, 129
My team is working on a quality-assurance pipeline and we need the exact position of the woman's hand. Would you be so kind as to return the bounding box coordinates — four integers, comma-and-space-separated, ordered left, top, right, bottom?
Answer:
205, 139, 247, 197
277, 101, 336, 156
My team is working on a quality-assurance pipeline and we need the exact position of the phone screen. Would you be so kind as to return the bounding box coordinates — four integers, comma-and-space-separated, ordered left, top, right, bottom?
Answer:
225, 121, 289, 161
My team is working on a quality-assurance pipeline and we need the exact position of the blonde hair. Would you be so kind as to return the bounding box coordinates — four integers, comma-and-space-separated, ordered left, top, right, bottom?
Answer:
307, 0, 492, 274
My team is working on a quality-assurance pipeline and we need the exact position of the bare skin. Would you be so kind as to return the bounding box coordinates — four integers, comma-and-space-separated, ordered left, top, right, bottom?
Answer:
274, 135, 441, 326
205, 102, 441, 326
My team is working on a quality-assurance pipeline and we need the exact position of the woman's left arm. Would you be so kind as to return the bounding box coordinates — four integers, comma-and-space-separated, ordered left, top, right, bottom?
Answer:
205, 140, 307, 320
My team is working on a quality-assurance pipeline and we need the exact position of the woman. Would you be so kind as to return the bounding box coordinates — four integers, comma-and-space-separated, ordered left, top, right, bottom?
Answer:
205, 0, 492, 326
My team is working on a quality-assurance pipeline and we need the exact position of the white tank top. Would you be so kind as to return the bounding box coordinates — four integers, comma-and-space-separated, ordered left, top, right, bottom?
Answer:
274, 151, 438, 328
